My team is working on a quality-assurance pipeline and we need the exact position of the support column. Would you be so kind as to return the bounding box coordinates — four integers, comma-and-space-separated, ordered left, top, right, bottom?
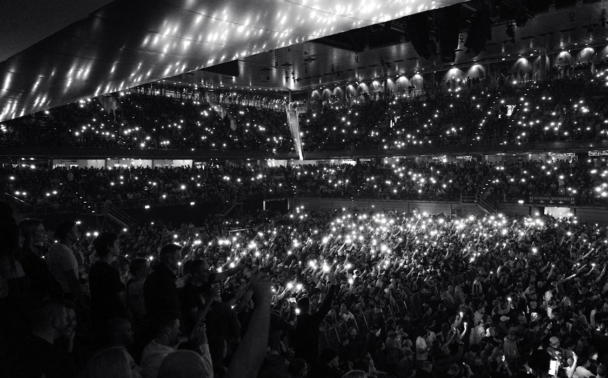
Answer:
307, 88, 312, 111
538, 49, 547, 81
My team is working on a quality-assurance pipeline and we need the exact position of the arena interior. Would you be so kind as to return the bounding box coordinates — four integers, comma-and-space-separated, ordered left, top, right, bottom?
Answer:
2, 1, 608, 377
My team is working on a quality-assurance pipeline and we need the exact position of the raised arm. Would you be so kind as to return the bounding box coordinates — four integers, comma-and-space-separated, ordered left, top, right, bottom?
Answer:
312, 273, 338, 322
225, 269, 272, 378
214, 262, 244, 282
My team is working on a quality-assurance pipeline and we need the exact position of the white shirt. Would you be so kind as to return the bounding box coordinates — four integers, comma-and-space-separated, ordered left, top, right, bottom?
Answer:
141, 340, 174, 378
416, 336, 428, 361
574, 366, 595, 378
141, 340, 213, 378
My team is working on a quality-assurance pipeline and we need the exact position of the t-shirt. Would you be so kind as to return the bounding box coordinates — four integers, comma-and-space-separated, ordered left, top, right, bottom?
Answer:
89, 261, 125, 328
47, 243, 78, 294
141, 340, 175, 378
144, 264, 179, 322
127, 279, 147, 318
574, 366, 595, 378
416, 336, 428, 361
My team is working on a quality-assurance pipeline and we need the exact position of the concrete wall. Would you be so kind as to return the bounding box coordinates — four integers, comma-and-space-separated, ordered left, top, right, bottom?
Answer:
573, 207, 608, 225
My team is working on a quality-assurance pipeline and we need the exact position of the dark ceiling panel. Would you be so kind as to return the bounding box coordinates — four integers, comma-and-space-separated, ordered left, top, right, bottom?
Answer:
0, 0, 469, 121
162, 2, 608, 92
0, 0, 114, 63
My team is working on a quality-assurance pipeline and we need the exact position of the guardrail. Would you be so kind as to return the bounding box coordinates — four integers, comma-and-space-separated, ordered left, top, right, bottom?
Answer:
461, 193, 497, 214
104, 202, 141, 228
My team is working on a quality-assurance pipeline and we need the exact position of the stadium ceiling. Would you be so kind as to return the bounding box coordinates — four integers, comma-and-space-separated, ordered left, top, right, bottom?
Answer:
167, 1, 608, 93
0, 0, 470, 122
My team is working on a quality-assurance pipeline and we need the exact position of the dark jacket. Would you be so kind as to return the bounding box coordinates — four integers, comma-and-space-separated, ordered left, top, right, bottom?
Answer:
292, 284, 337, 363
143, 263, 179, 321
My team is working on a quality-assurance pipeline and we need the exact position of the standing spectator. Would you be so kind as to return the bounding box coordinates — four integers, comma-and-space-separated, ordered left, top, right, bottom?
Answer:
19, 219, 61, 302
0, 221, 30, 346
224, 268, 272, 378
180, 259, 217, 337
286, 358, 308, 378
47, 221, 85, 309
416, 361, 434, 378
144, 244, 182, 323
292, 273, 337, 364
90, 232, 128, 335
127, 258, 149, 325
310, 348, 343, 378
81, 347, 135, 378
415, 329, 430, 367
140, 311, 185, 378
396, 348, 415, 378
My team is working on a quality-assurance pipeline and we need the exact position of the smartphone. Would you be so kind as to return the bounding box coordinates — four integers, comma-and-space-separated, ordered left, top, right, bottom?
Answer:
548, 360, 558, 376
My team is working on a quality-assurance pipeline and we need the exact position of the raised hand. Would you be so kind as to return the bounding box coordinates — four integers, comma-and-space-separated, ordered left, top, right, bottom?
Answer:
250, 268, 272, 304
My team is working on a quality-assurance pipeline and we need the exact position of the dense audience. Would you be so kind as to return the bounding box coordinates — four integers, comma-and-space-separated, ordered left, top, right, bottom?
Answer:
1, 66, 608, 153
303, 73, 608, 151
1, 201, 608, 378
0, 94, 292, 152
5, 157, 608, 213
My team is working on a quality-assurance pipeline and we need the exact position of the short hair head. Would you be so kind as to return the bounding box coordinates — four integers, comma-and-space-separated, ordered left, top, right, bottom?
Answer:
158, 351, 211, 378
160, 244, 181, 262
19, 219, 42, 243
342, 370, 368, 378
81, 347, 132, 378
129, 258, 148, 276
55, 221, 77, 242
297, 296, 310, 313
93, 232, 118, 257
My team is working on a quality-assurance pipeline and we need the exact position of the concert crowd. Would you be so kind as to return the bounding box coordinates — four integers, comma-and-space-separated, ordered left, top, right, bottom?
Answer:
4, 156, 608, 215
1, 202, 608, 378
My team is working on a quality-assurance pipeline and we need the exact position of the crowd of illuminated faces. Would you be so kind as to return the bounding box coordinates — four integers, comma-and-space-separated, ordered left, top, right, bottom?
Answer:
303, 70, 608, 151
5, 156, 608, 212
0, 93, 292, 152
1, 70, 608, 152
98, 207, 608, 306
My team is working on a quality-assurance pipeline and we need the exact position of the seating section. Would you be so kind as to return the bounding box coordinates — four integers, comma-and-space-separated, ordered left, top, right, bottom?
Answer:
2, 70, 608, 152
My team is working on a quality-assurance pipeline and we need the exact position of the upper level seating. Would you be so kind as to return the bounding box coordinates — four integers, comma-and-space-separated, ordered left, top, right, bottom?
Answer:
2, 67, 608, 154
